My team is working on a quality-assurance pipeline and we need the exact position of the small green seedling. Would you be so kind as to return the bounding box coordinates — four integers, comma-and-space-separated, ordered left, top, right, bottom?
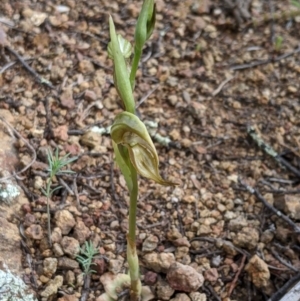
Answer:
42, 148, 77, 246
76, 241, 99, 276
101, 1, 177, 301
274, 35, 283, 52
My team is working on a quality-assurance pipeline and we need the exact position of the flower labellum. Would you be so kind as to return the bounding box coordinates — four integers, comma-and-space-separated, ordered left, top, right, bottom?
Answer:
111, 111, 177, 186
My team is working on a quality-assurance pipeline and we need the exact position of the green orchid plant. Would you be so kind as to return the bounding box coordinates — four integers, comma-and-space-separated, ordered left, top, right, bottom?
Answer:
99, 1, 177, 301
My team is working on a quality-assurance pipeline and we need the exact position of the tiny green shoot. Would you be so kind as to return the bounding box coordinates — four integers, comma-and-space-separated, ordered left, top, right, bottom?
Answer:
274, 35, 283, 52
76, 241, 99, 276
42, 148, 77, 246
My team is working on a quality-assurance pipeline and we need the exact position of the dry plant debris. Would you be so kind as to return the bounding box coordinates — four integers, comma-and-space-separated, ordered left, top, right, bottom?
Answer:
0, 0, 300, 300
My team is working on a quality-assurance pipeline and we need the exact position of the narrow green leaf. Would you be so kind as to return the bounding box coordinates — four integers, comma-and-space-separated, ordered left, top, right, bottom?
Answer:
108, 15, 135, 114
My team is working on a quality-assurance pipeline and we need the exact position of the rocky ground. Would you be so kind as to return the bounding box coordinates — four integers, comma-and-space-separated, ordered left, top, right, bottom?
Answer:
1, 0, 300, 300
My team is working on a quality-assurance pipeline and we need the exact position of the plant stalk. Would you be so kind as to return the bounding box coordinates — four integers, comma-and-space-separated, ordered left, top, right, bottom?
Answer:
130, 47, 142, 90
127, 167, 141, 301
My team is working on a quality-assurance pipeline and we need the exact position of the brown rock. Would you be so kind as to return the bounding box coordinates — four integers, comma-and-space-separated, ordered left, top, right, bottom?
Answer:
58, 257, 79, 269
93, 258, 108, 275
78, 60, 95, 74
175, 246, 189, 260
50, 65, 66, 81
23, 213, 36, 227
60, 85, 75, 109
84, 90, 97, 102
43, 257, 58, 277
65, 270, 76, 286
51, 227, 62, 244
0, 112, 33, 275
167, 262, 204, 292
189, 292, 207, 301
260, 230, 274, 244
173, 237, 191, 248
228, 216, 248, 231
25, 224, 43, 240
171, 293, 191, 301
80, 131, 102, 149
41, 275, 63, 298
191, 0, 211, 14
221, 241, 238, 256
142, 234, 159, 252
144, 271, 158, 285
204, 268, 218, 283
58, 295, 79, 301
245, 255, 270, 288
61, 236, 80, 259
274, 195, 300, 219
143, 252, 176, 273
108, 258, 124, 274
233, 227, 259, 250
187, 16, 206, 33
82, 214, 94, 227
55, 210, 76, 235
53, 125, 69, 141
73, 220, 91, 244
156, 279, 175, 300
53, 243, 64, 257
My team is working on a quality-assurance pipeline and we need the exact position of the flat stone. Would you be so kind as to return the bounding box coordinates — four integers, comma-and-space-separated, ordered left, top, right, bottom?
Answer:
167, 262, 204, 292
55, 210, 76, 235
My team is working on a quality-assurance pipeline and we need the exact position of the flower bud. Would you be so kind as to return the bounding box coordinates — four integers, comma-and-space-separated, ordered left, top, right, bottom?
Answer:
111, 111, 177, 186
135, 0, 156, 51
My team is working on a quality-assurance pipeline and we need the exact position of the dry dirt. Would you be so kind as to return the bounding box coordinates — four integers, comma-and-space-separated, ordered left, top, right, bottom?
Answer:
1, 0, 300, 301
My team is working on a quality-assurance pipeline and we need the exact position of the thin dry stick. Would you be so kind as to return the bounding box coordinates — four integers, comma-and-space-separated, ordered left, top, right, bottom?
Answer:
230, 45, 300, 71
205, 284, 221, 301
5, 46, 55, 89
239, 178, 300, 233
247, 125, 300, 178
228, 254, 247, 297
270, 247, 299, 272
0, 117, 37, 182
212, 76, 235, 96
73, 176, 80, 207
58, 177, 74, 195
268, 272, 300, 301
136, 86, 158, 108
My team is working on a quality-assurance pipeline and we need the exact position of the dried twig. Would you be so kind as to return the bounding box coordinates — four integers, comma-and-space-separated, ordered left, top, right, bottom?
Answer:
212, 76, 235, 96
270, 247, 299, 273
228, 254, 247, 296
268, 272, 300, 301
58, 177, 74, 195
247, 126, 300, 178
136, 86, 158, 108
239, 178, 300, 233
205, 284, 221, 301
5, 46, 55, 90
191, 236, 250, 257
73, 176, 80, 207
230, 45, 300, 71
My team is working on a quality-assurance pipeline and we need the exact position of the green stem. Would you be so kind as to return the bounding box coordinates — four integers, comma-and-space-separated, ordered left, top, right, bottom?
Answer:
130, 47, 142, 90
128, 168, 138, 242
127, 167, 141, 301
